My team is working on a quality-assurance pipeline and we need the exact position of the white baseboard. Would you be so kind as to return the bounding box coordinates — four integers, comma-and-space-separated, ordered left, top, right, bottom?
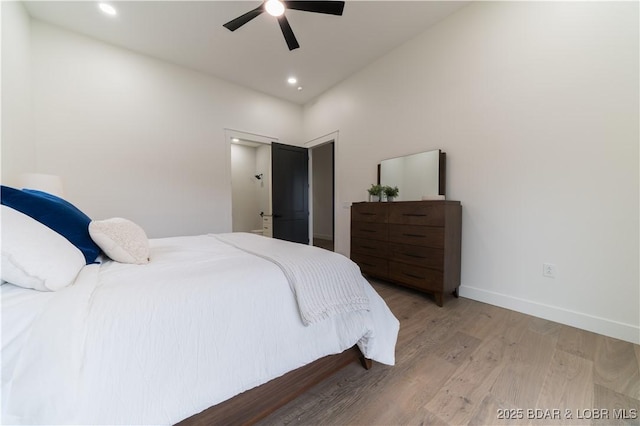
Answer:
459, 285, 640, 345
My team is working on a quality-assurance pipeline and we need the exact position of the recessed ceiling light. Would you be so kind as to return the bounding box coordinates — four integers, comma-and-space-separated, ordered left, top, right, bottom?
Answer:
98, 3, 117, 16
287, 77, 297, 85
265, 0, 285, 17
297, 86, 303, 91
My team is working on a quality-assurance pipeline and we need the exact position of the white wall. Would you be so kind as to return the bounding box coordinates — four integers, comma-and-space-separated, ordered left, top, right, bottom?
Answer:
1, 1, 35, 184
231, 144, 261, 233
303, 2, 639, 343
28, 21, 302, 237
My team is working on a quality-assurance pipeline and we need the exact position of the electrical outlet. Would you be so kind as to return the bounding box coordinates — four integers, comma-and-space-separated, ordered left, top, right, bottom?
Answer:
543, 263, 556, 278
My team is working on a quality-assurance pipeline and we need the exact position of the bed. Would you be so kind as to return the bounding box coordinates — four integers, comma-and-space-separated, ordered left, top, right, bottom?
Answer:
1, 185, 399, 425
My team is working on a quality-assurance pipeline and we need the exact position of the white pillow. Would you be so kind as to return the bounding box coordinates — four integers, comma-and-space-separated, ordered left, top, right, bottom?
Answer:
1, 205, 86, 291
89, 218, 149, 264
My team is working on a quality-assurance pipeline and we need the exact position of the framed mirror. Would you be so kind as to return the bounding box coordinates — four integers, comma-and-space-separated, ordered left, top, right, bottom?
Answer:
378, 149, 446, 201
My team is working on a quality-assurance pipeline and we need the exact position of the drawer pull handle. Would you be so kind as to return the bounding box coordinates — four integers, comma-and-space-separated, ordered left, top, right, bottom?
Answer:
361, 212, 376, 216
403, 272, 423, 279
403, 233, 425, 238
362, 246, 376, 250
361, 262, 376, 267
402, 213, 427, 217
362, 229, 376, 233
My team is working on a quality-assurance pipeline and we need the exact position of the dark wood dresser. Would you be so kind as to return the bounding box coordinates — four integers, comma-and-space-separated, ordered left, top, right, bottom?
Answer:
351, 200, 462, 306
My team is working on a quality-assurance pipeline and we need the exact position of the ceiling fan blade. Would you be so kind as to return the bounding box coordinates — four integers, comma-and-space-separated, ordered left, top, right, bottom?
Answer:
284, 1, 345, 15
277, 15, 300, 51
223, 5, 265, 32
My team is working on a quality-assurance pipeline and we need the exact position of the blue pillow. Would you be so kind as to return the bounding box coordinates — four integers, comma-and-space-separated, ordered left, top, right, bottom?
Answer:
1, 185, 100, 264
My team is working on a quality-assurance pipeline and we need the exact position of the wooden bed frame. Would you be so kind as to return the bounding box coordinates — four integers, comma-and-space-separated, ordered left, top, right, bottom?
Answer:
176, 346, 372, 425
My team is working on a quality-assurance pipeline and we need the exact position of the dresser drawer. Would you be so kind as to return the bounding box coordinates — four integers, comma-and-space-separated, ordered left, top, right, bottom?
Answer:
389, 243, 444, 270
350, 199, 461, 306
351, 221, 388, 241
352, 237, 389, 257
389, 261, 442, 291
388, 202, 445, 226
351, 202, 388, 223
351, 253, 388, 278
389, 224, 444, 248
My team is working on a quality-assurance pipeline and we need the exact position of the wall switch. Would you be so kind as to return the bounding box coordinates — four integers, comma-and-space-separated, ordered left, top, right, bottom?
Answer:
543, 263, 556, 278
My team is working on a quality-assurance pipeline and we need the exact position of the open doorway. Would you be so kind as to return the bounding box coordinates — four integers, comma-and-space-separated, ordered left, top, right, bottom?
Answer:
230, 140, 272, 235
310, 142, 334, 251
228, 129, 311, 243
227, 129, 275, 237
228, 129, 336, 247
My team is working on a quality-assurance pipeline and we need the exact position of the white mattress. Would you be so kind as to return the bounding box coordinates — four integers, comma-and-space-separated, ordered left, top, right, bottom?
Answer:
2, 234, 399, 425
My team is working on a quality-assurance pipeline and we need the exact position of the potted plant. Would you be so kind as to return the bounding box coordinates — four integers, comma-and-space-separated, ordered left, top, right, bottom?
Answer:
367, 184, 383, 202
383, 185, 399, 202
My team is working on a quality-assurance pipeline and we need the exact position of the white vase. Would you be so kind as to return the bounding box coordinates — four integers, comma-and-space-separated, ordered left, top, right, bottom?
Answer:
368, 194, 380, 202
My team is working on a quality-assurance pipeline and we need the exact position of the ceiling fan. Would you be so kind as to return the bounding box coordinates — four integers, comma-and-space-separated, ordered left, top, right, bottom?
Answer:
223, 0, 345, 51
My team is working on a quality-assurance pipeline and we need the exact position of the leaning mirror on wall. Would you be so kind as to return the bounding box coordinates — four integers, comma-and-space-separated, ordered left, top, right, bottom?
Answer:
379, 149, 446, 201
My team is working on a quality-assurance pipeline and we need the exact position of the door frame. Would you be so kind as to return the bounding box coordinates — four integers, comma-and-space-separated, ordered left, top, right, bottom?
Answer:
225, 129, 279, 232
225, 128, 339, 247
305, 131, 339, 247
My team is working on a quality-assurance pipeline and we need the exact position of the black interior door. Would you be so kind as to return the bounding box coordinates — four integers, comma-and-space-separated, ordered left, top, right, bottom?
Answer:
272, 142, 309, 244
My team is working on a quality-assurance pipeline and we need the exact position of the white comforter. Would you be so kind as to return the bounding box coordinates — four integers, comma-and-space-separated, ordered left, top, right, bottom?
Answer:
2, 233, 399, 425
214, 233, 370, 325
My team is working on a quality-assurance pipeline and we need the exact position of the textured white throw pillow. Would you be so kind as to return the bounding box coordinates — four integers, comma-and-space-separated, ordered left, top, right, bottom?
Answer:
1, 205, 86, 291
89, 218, 149, 264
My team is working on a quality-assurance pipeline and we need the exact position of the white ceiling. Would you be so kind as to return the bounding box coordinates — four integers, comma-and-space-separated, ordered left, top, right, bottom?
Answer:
23, 1, 468, 105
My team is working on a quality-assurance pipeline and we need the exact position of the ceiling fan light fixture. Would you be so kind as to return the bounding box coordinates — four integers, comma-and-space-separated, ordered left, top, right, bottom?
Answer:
265, 0, 285, 17
223, 1, 345, 51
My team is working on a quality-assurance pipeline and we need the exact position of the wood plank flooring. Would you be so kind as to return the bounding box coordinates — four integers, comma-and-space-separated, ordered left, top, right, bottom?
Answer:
258, 280, 640, 426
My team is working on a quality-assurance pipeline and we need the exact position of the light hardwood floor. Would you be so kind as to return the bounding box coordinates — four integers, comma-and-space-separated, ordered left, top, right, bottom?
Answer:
259, 280, 640, 426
